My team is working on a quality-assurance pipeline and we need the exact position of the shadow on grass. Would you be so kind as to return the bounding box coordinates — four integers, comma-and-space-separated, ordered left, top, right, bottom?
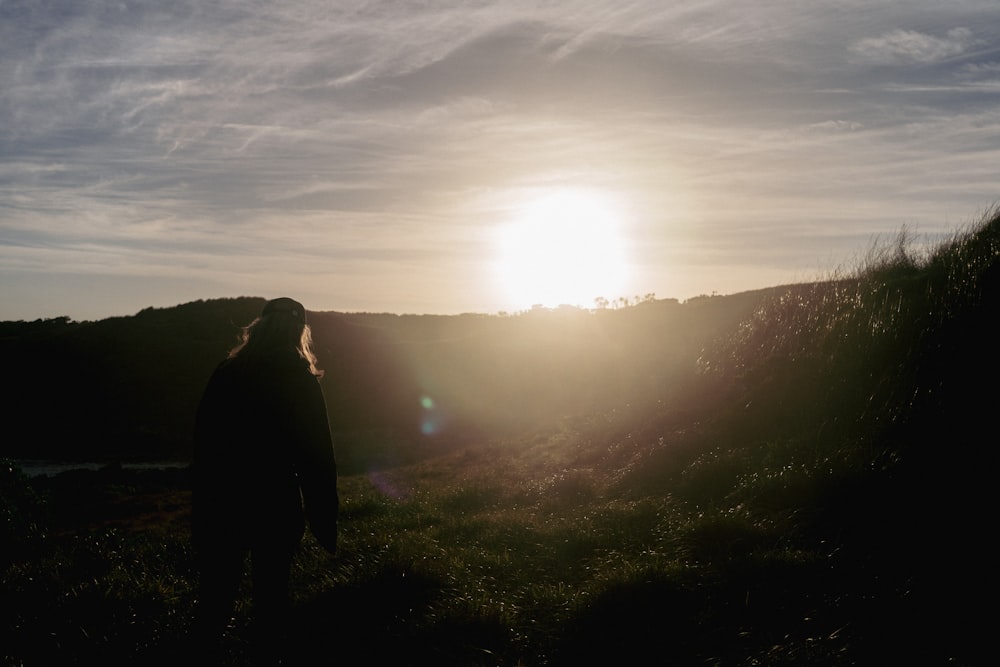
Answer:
284, 564, 518, 667
550, 577, 707, 665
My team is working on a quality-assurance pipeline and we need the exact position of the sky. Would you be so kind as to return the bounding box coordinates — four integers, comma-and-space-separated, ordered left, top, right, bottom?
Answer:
2, 0, 999, 321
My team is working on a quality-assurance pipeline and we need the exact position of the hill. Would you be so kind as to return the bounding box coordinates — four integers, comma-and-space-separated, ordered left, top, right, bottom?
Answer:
0, 287, 772, 470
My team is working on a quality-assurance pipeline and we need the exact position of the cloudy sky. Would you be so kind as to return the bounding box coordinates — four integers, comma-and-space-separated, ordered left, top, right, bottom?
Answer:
2, 1, 999, 321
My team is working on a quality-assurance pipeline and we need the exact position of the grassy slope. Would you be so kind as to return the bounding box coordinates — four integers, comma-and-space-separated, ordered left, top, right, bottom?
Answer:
2, 208, 997, 665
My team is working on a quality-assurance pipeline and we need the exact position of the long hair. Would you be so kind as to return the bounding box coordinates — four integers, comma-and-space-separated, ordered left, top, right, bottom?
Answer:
228, 312, 323, 377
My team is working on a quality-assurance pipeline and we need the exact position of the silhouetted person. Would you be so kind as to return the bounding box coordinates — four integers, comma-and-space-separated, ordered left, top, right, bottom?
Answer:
192, 297, 338, 663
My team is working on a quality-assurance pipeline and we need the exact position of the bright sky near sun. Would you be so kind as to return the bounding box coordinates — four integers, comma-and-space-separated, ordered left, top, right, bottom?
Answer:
2, 1, 999, 320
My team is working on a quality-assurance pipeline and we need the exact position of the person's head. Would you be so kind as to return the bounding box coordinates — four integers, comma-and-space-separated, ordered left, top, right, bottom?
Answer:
229, 297, 322, 376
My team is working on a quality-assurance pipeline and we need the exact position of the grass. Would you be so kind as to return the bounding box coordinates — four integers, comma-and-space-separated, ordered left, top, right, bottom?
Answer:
3, 206, 998, 665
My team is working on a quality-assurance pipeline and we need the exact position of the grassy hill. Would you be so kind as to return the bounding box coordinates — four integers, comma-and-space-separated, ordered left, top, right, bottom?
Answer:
1, 206, 997, 665
0, 280, 767, 467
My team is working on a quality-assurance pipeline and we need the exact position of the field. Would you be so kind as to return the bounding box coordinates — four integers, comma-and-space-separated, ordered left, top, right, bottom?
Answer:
3, 207, 997, 665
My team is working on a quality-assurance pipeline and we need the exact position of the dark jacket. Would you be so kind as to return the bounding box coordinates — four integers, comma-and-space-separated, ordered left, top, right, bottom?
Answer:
192, 349, 338, 553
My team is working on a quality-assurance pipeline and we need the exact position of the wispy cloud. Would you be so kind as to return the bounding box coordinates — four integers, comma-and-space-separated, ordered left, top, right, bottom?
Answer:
2, 1, 999, 319
849, 27, 981, 65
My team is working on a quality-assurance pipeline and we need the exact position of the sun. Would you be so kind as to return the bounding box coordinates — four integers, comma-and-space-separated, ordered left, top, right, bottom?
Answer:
495, 188, 629, 309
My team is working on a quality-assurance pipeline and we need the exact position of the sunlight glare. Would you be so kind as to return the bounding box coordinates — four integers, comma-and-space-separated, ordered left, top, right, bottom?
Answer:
496, 188, 629, 309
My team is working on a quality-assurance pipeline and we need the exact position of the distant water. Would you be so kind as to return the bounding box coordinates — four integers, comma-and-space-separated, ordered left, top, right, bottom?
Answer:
10, 460, 189, 478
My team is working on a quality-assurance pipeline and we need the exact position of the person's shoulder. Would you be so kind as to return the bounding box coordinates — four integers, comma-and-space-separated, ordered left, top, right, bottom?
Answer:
214, 356, 236, 371
220, 349, 315, 382
263, 349, 317, 379
211, 356, 246, 378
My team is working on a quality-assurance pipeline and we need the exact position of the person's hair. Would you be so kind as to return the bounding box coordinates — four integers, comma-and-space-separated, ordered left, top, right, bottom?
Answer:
228, 312, 323, 377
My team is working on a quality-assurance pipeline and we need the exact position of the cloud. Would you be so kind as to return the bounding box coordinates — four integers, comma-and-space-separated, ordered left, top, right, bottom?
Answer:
849, 27, 981, 65
2, 1, 1000, 319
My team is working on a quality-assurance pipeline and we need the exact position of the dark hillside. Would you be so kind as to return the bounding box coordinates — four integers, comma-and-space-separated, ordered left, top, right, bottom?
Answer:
575, 206, 1000, 663
1, 298, 265, 461
0, 289, 769, 469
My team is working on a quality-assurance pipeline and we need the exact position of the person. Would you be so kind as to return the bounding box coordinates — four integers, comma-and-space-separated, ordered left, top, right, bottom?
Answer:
192, 297, 339, 659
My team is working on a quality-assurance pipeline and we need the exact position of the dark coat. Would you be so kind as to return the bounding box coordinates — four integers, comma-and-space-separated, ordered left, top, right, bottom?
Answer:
192, 349, 338, 554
